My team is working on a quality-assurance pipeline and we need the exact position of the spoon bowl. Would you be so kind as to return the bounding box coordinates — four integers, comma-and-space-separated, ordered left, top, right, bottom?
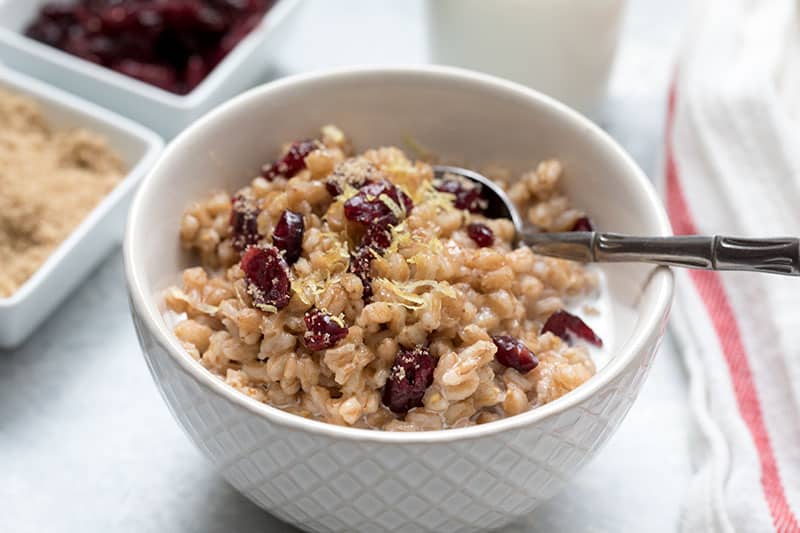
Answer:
433, 165, 524, 234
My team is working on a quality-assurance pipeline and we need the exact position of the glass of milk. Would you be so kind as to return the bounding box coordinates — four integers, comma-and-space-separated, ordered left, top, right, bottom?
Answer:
428, 0, 627, 117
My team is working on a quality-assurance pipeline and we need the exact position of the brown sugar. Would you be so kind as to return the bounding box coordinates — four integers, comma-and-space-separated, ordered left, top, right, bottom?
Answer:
0, 87, 125, 298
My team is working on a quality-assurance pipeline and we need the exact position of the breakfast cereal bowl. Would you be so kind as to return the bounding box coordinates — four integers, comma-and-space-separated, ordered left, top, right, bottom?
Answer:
124, 66, 673, 533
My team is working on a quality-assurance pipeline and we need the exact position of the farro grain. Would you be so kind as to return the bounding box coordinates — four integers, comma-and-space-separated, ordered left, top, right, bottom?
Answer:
164, 126, 601, 430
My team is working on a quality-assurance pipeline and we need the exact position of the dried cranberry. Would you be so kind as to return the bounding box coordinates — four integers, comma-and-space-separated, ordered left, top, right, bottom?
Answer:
41, 4, 76, 20
435, 177, 488, 213
157, 1, 203, 27
212, 0, 268, 13
467, 222, 494, 247
229, 194, 261, 252
26, 21, 64, 46
491, 336, 539, 373
261, 140, 317, 181
303, 309, 349, 351
210, 12, 262, 64
112, 60, 178, 92
362, 221, 393, 250
136, 8, 164, 31
344, 179, 413, 253
349, 246, 374, 301
272, 210, 304, 264
99, 5, 141, 31
343, 179, 412, 227
86, 35, 117, 61
240, 245, 291, 310
74, 7, 101, 33
542, 310, 603, 347
382, 346, 436, 414
196, 6, 229, 32
184, 54, 208, 91
571, 216, 594, 232
63, 34, 102, 64
211, 0, 249, 11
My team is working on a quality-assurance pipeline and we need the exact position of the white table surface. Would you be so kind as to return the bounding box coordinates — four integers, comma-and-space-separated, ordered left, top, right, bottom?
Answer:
0, 1, 691, 531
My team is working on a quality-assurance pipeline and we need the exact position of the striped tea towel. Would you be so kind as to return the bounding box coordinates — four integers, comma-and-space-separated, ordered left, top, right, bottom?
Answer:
664, 0, 800, 531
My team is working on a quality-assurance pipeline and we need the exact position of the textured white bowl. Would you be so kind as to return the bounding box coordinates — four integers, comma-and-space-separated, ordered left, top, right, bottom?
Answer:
125, 66, 674, 533
0, 0, 301, 138
0, 65, 162, 350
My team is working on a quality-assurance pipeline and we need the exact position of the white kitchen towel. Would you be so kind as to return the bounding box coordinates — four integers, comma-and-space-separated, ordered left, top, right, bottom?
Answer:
664, 0, 800, 531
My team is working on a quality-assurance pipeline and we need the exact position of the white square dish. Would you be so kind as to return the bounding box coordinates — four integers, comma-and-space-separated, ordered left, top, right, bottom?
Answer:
0, 0, 302, 138
0, 65, 163, 349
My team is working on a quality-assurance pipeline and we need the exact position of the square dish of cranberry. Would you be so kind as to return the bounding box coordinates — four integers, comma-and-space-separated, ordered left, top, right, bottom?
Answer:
0, 0, 301, 137
24, 1, 274, 95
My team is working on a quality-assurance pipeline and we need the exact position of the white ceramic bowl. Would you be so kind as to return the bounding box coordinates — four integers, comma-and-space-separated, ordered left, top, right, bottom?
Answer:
0, 65, 162, 350
0, 0, 301, 138
125, 66, 673, 533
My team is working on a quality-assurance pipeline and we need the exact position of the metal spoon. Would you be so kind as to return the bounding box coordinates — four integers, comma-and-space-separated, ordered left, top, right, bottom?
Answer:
433, 165, 800, 276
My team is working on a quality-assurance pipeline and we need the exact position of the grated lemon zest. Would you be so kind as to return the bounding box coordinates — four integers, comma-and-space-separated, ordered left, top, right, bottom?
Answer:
386, 222, 412, 255
256, 303, 279, 314
292, 275, 326, 306
373, 278, 457, 310
341, 183, 360, 201
322, 239, 350, 272
330, 182, 360, 210
378, 193, 405, 220
419, 180, 457, 213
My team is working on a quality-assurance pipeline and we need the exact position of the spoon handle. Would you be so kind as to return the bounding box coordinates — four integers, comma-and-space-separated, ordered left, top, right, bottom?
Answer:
520, 232, 800, 276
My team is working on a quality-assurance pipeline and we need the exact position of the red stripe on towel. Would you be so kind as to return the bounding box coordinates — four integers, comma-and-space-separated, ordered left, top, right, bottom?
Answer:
665, 80, 799, 533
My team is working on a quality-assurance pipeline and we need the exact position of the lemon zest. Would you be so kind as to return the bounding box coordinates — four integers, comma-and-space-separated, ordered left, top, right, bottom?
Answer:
292, 275, 326, 306
340, 183, 360, 202
378, 193, 405, 220
255, 303, 279, 314
322, 239, 350, 273
372, 278, 457, 310
418, 180, 457, 213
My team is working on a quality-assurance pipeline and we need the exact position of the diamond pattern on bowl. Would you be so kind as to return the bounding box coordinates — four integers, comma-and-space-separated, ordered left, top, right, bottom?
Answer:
395, 460, 433, 489
132, 306, 664, 533
351, 458, 384, 486
330, 472, 364, 499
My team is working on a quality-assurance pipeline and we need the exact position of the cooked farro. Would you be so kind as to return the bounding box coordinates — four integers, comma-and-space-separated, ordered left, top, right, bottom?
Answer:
164, 126, 602, 431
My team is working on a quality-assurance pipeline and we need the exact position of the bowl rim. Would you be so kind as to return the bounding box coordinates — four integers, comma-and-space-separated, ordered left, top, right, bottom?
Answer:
0, 64, 164, 309
0, 0, 301, 109
124, 64, 674, 444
